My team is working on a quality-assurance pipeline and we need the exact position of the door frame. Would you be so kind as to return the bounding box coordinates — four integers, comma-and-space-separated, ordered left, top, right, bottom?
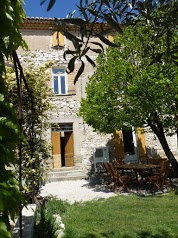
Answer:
51, 123, 74, 168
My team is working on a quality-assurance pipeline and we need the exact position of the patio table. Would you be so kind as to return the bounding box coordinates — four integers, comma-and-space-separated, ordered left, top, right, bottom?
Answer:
114, 163, 161, 188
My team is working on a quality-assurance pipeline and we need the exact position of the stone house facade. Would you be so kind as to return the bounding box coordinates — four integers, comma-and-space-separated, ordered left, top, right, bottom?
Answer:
19, 17, 178, 174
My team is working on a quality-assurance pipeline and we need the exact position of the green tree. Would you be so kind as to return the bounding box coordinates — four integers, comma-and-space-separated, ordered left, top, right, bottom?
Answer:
5, 61, 53, 203
79, 26, 178, 174
0, 1, 27, 237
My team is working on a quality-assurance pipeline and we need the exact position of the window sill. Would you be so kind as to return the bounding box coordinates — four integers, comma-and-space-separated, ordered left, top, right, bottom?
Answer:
50, 93, 76, 97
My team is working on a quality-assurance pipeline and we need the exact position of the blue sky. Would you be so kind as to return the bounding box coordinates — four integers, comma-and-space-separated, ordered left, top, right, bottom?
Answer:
24, 0, 79, 18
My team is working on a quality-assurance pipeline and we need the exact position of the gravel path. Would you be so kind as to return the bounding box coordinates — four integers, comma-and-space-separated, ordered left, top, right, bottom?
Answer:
39, 179, 116, 204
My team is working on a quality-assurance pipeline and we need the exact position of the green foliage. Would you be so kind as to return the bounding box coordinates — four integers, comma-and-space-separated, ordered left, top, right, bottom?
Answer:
34, 198, 71, 238
0, 0, 26, 73
80, 25, 178, 134
5, 61, 53, 202
0, 221, 11, 238
0, 2, 27, 236
44, 198, 70, 215
79, 24, 178, 173
80, 48, 134, 133
0, 76, 25, 237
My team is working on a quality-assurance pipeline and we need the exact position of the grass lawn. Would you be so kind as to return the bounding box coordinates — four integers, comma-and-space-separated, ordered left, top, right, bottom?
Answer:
34, 192, 178, 238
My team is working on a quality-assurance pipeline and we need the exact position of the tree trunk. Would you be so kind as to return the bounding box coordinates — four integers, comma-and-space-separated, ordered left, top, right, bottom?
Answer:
149, 121, 178, 176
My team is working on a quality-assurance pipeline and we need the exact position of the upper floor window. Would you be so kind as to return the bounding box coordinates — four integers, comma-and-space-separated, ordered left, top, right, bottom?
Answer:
52, 68, 67, 95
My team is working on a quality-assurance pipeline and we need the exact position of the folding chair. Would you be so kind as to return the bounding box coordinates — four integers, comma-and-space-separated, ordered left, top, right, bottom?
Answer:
116, 158, 126, 165
145, 160, 170, 191
103, 162, 132, 193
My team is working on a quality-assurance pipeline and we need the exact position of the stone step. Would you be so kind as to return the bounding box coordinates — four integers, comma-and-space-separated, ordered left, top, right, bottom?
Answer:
47, 168, 87, 182
48, 169, 85, 177
52, 166, 81, 171
48, 174, 86, 182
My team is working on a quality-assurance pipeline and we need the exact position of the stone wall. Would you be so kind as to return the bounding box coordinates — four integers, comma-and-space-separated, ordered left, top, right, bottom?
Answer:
19, 49, 68, 66
146, 130, 178, 159
49, 96, 80, 118
79, 123, 115, 170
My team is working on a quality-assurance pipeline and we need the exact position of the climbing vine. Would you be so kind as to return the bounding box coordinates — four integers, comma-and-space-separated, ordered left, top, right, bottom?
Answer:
0, 1, 27, 237
5, 60, 53, 204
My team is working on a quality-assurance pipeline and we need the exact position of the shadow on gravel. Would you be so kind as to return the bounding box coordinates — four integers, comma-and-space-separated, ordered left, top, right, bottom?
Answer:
81, 175, 178, 197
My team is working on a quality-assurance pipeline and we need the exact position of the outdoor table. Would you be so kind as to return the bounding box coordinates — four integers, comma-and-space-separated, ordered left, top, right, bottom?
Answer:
114, 163, 161, 187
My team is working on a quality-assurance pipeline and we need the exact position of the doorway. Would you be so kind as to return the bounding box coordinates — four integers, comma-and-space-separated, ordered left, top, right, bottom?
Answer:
122, 127, 138, 163
51, 124, 74, 168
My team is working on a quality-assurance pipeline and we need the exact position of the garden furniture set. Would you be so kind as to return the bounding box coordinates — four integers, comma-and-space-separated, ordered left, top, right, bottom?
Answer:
103, 159, 170, 193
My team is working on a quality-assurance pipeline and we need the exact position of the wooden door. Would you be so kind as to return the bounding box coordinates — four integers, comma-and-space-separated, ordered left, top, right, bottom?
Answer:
65, 131, 74, 167
51, 131, 61, 168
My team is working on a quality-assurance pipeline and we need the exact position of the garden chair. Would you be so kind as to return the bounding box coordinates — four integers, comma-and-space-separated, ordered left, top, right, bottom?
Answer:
103, 162, 132, 193
103, 162, 113, 185
116, 158, 126, 165
112, 159, 125, 174
147, 157, 167, 165
144, 160, 170, 191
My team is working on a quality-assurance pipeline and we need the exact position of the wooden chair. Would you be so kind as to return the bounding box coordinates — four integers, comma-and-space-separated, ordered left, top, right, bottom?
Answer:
147, 157, 167, 165
103, 162, 111, 175
103, 162, 132, 193
103, 162, 113, 185
139, 157, 167, 184
138, 169, 154, 188
116, 158, 126, 165
145, 160, 170, 191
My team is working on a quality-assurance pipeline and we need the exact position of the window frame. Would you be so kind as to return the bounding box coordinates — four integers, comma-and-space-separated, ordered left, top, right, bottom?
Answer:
52, 67, 68, 95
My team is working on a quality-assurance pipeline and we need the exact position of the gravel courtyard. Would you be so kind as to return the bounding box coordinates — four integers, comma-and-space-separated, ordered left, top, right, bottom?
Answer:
39, 179, 116, 204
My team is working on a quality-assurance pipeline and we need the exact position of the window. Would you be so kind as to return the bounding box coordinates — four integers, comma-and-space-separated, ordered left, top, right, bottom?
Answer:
52, 68, 67, 95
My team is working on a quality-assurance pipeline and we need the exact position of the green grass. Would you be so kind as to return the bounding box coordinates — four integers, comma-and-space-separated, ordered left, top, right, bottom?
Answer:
34, 192, 178, 238
62, 193, 178, 238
